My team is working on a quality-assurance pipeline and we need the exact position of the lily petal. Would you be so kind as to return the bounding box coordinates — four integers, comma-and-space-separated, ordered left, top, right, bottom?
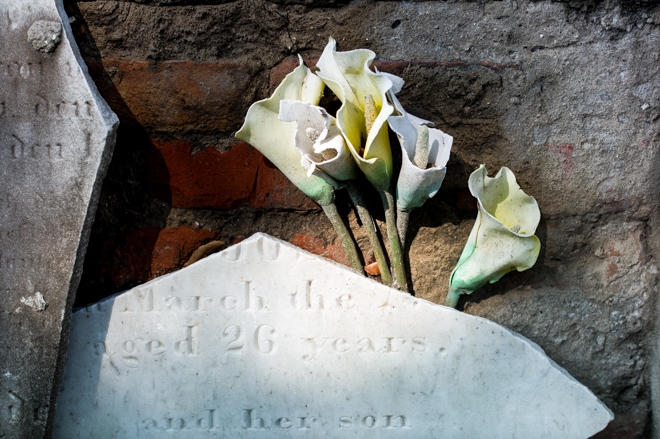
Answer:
316, 37, 396, 191
449, 165, 541, 300
235, 56, 334, 206
278, 99, 358, 184
386, 79, 453, 210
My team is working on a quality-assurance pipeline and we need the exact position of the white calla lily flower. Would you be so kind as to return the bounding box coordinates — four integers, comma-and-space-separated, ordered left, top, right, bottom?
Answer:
384, 73, 453, 211
315, 37, 396, 191
278, 99, 358, 184
235, 56, 334, 206
446, 165, 541, 308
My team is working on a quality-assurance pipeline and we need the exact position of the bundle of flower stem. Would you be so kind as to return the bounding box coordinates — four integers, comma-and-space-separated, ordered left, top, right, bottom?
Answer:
237, 39, 454, 294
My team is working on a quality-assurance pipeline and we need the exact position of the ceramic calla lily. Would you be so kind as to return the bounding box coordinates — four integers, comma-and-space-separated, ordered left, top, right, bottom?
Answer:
385, 74, 453, 211
236, 57, 366, 275
235, 56, 334, 207
446, 165, 541, 308
278, 99, 358, 184
279, 99, 393, 286
315, 37, 396, 192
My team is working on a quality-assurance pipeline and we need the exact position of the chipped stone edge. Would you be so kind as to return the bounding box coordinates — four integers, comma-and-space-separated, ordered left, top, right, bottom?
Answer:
72, 232, 615, 437
253, 233, 616, 432
48, 0, 119, 435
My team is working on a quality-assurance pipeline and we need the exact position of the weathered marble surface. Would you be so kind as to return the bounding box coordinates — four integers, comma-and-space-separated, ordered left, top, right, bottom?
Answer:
55, 233, 612, 438
0, 0, 118, 437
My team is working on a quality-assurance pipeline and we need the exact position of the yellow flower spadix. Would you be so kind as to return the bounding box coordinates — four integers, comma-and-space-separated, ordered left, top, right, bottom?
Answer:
316, 38, 396, 192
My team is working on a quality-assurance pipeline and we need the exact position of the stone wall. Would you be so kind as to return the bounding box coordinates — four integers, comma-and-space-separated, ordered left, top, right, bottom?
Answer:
64, 0, 659, 437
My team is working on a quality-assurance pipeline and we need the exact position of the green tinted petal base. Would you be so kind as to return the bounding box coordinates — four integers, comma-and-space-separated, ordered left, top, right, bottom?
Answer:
447, 165, 541, 307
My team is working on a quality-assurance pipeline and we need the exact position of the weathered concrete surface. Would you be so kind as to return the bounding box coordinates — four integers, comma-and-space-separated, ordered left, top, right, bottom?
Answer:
653, 291, 660, 439
67, 0, 659, 436
0, 1, 118, 437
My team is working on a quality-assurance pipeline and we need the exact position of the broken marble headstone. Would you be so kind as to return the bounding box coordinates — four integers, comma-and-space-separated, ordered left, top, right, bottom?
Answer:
0, 0, 118, 437
55, 234, 613, 438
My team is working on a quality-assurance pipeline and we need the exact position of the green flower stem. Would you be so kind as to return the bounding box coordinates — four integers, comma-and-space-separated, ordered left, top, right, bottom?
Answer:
346, 182, 392, 286
445, 288, 461, 308
396, 208, 410, 251
321, 202, 364, 275
379, 189, 409, 292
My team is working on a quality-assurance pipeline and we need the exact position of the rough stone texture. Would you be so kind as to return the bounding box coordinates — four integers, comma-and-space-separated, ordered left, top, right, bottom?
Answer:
654, 294, 660, 439
0, 1, 118, 437
65, 0, 659, 436
55, 234, 612, 438
27, 20, 62, 53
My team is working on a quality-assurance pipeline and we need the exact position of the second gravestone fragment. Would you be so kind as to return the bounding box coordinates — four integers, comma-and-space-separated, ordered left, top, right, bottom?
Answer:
55, 234, 613, 438
0, 0, 118, 437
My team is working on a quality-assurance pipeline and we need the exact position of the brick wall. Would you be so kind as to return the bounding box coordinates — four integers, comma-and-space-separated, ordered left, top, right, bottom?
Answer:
67, 1, 660, 437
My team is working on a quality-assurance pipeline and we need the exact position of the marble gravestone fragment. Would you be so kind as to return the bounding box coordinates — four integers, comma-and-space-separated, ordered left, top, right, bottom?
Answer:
55, 234, 613, 438
0, 1, 118, 437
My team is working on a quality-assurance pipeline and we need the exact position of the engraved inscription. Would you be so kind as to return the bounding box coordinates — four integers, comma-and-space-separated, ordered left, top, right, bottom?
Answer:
301, 336, 427, 361
140, 409, 411, 432
7, 134, 63, 159
221, 281, 268, 312
290, 280, 324, 310
223, 325, 244, 353
4, 391, 48, 425
256, 236, 280, 260
142, 410, 223, 431
118, 282, 269, 314
35, 96, 93, 120
339, 414, 410, 430
290, 280, 355, 311
119, 286, 158, 312
1, 61, 42, 79
222, 244, 241, 261
84, 131, 92, 158
93, 325, 199, 368
222, 325, 276, 355
10, 134, 23, 158
0, 60, 73, 78
244, 409, 315, 431
0, 255, 48, 274
8, 391, 25, 423
254, 324, 276, 354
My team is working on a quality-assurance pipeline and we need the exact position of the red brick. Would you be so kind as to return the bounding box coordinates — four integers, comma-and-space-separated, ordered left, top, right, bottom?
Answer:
145, 138, 319, 210
106, 227, 160, 288
85, 56, 519, 133
269, 57, 313, 91
321, 244, 349, 267
249, 155, 320, 210
289, 233, 325, 255
150, 226, 220, 277
76, 226, 161, 306
146, 139, 261, 209
232, 236, 246, 246
86, 59, 254, 132
289, 233, 350, 267
364, 261, 380, 275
